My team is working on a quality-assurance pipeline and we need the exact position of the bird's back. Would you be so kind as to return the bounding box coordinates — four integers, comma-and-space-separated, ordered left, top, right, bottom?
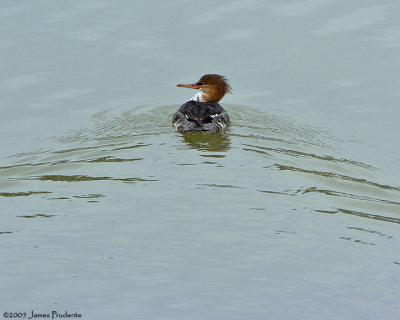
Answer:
172, 100, 230, 132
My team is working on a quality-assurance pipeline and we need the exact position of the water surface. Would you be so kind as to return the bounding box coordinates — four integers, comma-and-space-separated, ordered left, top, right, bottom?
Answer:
1, 1, 399, 319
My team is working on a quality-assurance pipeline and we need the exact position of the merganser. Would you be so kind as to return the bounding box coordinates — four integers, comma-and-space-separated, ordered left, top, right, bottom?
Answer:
173, 74, 231, 132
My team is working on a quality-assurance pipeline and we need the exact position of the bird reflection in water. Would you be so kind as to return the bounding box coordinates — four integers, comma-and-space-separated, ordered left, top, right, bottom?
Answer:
180, 132, 231, 152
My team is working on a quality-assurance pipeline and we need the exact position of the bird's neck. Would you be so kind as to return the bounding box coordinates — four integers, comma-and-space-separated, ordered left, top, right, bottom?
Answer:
191, 89, 223, 103
190, 92, 205, 102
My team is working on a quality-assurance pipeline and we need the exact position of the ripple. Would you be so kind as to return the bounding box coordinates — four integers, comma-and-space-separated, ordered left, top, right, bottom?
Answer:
231, 106, 335, 148
197, 184, 244, 189
302, 187, 400, 206
199, 154, 226, 158
0, 156, 143, 178
73, 194, 106, 199
346, 226, 393, 239
0, 191, 51, 197
339, 236, 376, 246
332, 208, 400, 225
111, 144, 150, 151
277, 164, 400, 192
17, 213, 55, 219
35, 175, 157, 183
243, 143, 374, 170
84, 156, 143, 163
257, 189, 294, 196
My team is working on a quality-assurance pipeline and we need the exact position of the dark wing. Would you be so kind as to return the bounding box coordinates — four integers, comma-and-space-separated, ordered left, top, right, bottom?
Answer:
175, 101, 224, 125
172, 100, 230, 132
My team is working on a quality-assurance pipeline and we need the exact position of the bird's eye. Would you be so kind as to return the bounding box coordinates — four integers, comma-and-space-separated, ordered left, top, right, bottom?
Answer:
196, 82, 203, 86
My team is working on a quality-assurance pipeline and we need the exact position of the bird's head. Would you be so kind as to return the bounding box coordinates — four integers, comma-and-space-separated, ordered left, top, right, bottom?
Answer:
177, 74, 231, 103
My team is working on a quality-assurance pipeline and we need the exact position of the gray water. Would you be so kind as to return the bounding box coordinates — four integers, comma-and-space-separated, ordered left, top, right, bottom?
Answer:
1, 1, 400, 319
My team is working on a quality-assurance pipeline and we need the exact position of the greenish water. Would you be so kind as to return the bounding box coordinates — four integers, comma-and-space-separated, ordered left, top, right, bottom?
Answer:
1, 1, 400, 319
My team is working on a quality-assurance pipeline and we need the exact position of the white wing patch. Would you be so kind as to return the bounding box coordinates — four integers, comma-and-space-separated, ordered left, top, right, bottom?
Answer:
217, 120, 226, 130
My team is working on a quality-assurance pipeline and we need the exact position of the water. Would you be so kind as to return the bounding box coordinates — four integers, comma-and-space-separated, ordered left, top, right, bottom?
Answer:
1, 1, 399, 319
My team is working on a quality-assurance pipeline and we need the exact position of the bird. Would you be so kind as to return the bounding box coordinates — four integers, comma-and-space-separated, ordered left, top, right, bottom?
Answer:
172, 74, 231, 132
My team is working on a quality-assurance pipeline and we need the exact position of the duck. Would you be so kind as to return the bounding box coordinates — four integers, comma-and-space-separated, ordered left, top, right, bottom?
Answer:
173, 74, 231, 132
